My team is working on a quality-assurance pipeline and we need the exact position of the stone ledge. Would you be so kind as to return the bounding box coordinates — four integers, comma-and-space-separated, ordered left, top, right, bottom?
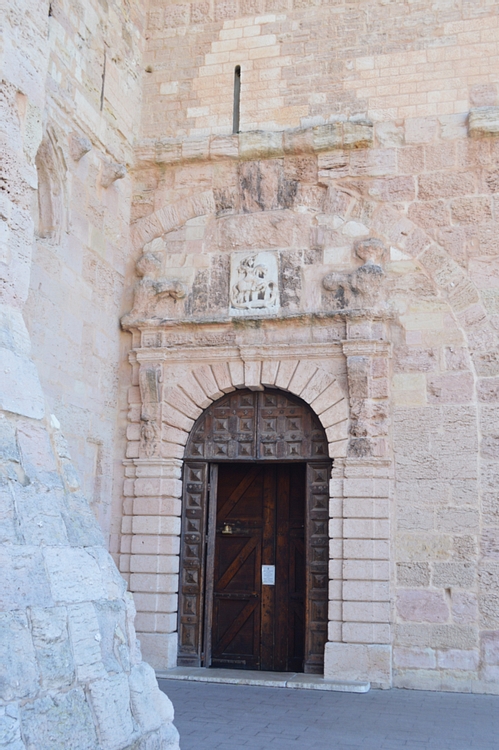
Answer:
156, 667, 370, 693
468, 106, 499, 138
135, 120, 373, 168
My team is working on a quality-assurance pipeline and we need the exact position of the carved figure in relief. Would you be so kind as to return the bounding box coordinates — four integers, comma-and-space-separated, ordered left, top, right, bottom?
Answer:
123, 250, 187, 324
140, 417, 160, 458
231, 254, 277, 310
322, 237, 387, 310
139, 364, 163, 458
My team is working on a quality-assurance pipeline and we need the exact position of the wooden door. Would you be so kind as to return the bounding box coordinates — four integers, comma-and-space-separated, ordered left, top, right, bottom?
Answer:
211, 463, 306, 671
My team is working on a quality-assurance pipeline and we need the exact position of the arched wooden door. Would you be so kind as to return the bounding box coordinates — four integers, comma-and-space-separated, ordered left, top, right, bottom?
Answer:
178, 389, 331, 674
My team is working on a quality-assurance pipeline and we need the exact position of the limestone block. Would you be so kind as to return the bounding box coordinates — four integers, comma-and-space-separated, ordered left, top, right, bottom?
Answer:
396, 590, 449, 623
396, 562, 430, 587
0, 704, 24, 750
0, 484, 20, 543
164, 387, 202, 420
275, 359, 298, 389
239, 130, 284, 160
20, 689, 98, 750
134, 724, 180, 750
428, 625, 478, 651
451, 593, 478, 624
1, 546, 53, 610
14, 484, 68, 546
93, 600, 130, 674
343, 120, 374, 149
393, 646, 436, 669
288, 361, 318, 395
300, 369, 336, 405
480, 631, 499, 683
61, 492, 106, 547
138, 632, 178, 670
15, 420, 58, 482
129, 662, 175, 732
193, 365, 223, 401
30, 606, 75, 689
468, 107, 499, 138
44, 547, 107, 603
324, 642, 392, 686
312, 123, 343, 152
0, 348, 44, 419
211, 361, 235, 393
432, 562, 476, 588
0, 611, 39, 701
67, 603, 107, 682
90, 547, 128, 601
87, 673, 134, 750
437, 649, 479, 671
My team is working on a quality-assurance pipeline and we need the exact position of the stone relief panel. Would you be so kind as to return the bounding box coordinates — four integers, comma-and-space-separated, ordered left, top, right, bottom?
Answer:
138, 364, 163, 458
229, 251, 279, 315
322, 238, 388, 312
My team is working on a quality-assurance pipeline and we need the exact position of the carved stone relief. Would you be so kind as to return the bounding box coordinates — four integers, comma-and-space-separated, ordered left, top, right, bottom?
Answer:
229, 251, 279, 315
322, 238, 387, 311
139, 364, 163, 458
122, 249, 187, 325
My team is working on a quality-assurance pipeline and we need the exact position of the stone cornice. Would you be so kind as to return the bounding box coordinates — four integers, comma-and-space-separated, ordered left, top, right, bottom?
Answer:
121, 308, 395, 334
133, 120, 373, 169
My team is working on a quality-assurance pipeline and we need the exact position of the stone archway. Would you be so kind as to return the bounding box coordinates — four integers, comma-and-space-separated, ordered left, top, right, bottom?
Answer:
177, 387, 331, 674
122, 343, 353, 672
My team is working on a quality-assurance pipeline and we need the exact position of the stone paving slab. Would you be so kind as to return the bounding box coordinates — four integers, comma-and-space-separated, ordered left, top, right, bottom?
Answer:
156, 667, 370, 693
158, 678, 499, 750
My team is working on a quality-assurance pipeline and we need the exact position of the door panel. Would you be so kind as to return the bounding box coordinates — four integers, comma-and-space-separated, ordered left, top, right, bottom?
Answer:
304, 462, 330, 673
212, 464, 263, 669
211, 463, 306, 672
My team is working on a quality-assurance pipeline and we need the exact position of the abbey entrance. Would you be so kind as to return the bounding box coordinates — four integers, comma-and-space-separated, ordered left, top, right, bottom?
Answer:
121, 318, 393, 687
178, 389, 331, 673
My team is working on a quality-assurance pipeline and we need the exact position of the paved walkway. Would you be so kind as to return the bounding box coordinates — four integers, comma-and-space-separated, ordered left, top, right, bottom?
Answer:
158, 678, 499, 750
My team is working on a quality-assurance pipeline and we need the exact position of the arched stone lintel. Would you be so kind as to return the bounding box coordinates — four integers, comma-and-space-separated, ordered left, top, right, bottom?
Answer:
161, 357, 349, 459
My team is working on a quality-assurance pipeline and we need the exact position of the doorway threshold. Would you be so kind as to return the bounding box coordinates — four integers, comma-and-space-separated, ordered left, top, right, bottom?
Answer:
156, 667, 370, 693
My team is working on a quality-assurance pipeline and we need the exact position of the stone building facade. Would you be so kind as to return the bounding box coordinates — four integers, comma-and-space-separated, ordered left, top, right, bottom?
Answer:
1, 0, 499, 744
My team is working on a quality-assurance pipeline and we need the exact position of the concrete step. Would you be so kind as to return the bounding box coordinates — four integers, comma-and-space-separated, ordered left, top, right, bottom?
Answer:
156, 667, 370, 693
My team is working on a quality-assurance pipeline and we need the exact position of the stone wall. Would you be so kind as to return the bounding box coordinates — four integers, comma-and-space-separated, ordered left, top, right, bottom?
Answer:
124, 94, 499, 690
0, 1, 179, 747
142, 0, 499, 138
21, 0, 145, 541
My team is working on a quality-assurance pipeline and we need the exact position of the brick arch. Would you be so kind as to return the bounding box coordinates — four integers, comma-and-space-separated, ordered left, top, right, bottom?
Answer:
162, 358, 349, 459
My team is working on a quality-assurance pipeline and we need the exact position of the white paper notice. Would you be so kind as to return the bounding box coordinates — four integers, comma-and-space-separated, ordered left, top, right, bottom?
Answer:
261, 565, 275, 586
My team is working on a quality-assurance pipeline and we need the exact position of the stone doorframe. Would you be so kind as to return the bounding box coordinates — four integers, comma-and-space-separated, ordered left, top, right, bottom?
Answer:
120, 331, 393, 688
